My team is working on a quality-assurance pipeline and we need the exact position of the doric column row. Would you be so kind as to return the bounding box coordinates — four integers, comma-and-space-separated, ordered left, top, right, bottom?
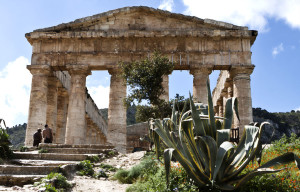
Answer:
25, 64, 108, 147
25, 63, 254, 151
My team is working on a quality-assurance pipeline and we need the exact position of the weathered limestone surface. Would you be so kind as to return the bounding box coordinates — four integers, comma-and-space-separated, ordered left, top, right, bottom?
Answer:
190, 67, 212, 104
25, 65, 51, 146
108, 70, 127, 153
160, 75, 169, 102
127, 122, 149, 153
55, 88, 68, 144
231, 67, 254, 134
65, 65, 91, 144
46, 76, 59, 141
25, 6, 257, 151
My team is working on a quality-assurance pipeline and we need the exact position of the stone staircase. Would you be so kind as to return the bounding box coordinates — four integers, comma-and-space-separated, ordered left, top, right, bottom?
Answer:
0, 144, 116, 186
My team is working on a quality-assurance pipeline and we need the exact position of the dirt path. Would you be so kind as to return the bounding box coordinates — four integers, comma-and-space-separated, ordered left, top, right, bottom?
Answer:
0, 151, 146, 192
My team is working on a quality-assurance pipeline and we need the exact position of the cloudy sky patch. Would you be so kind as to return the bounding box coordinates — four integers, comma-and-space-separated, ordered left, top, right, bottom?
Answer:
0, 57, 31, 127
159, 0, 174, 12
272, 43, 284, 56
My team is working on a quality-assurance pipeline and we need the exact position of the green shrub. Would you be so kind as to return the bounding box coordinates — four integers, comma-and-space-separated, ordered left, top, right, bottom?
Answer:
114, 169, 132, 183
77, 160, 95, 177
38, 149, 48, 153
108, 150, 117, 156
46, 172, 72, 189
99, 163, 117, 172
20, 146, 28, 152
240, 174, 291, 192
45, 184, 57, 192
0, 119, 13, 159
95, 169, 108, 179
35, 172, 72, 192
86, 155, 100, 163
126, 155, 198, 192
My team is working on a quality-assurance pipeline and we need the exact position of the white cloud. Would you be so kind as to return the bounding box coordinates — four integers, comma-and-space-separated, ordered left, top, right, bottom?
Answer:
0, 57, 31, 127
272, 43, 284, 56
182, 0, 300, 32
295, 107, 300, 112
87, 84, 110, 109
159, 0, 174, 12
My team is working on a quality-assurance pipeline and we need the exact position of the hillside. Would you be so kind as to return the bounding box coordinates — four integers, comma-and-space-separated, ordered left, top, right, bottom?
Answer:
6, 123, 26, 149
253, 108, 300, 143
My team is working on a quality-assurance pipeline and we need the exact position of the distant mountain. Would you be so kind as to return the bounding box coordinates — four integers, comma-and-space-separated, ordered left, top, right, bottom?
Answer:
253, 108, 300, 143
6, 123, 27, 149
99, 104, 137, 126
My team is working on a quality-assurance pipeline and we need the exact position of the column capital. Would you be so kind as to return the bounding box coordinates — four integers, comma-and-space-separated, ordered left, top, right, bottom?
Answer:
230, 66, 254, 80
27, 65, 52, 75
66, 65, 91, 76
189, 67, 213, 76
108, 68, 122, 75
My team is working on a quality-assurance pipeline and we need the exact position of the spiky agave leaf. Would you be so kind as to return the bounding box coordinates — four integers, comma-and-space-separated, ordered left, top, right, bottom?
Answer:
150, 78, 300, 191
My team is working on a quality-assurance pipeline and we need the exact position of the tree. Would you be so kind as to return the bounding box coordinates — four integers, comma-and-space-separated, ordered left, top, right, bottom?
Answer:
120, 51, 174, 106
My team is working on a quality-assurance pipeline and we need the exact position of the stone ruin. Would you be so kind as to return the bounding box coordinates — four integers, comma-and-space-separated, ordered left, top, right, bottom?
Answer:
24, 6, 257, 153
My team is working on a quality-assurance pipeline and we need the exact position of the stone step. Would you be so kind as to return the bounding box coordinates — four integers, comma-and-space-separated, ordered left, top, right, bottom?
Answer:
10, 159, 79, 166
0, 174, 45, 186
13, 152, 91, 161
39, 143, 115, 150
0, 165, 59, 175
44, 148, 114, 154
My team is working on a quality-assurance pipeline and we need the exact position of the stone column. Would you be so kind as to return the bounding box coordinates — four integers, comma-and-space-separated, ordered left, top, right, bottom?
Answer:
46, 76, 59, 142
218, 100, 223, 117
55, 87, 68, 144
159, 75, 169, 102
91, 131, 97, 144
99, 133, 107, 144
25, 65, 51, 146
230, 66, 254, 136
64, 65, 91, 145
108, 69, 127, 153
190, 67, 212, 104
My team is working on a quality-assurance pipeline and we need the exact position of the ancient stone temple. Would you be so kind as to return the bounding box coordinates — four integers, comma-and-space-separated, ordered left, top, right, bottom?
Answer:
25, 6, 257, 153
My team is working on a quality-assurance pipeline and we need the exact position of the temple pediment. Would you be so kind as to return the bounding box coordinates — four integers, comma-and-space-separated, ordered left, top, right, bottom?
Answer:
26, 6, 257, 44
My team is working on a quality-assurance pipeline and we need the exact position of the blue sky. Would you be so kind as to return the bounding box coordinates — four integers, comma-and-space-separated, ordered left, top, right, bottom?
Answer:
0, 0, 300, 127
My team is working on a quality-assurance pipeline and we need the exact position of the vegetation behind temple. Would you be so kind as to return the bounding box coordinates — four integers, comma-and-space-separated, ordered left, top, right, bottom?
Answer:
5, 107, 300, 148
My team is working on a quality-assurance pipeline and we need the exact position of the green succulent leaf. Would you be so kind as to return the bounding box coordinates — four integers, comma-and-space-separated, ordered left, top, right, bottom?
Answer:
206, 79, 216, 139
189, 93, 206, 136
216, 129, 231, 147
164, 148, 174, 185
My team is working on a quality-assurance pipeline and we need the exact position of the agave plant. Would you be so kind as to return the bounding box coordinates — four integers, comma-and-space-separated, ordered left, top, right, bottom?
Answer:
150, 80, 300, 191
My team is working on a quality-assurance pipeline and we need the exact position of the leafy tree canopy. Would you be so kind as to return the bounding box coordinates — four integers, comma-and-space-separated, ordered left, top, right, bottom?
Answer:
120, 51, 174, 106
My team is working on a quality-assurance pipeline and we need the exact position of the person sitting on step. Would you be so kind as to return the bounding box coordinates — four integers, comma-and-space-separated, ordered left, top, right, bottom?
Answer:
33, 128, 42, 147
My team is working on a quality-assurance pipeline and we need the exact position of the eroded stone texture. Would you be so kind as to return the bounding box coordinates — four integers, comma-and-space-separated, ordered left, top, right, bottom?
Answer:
46, 76, 59, 141
190, 67, 212, 104
231, 67, 254, 134
108, 69, 127, 153
55, 88, 68, 144
65, 65, 91, 144
25, 65, 51, 146
160, 75, 169, 102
